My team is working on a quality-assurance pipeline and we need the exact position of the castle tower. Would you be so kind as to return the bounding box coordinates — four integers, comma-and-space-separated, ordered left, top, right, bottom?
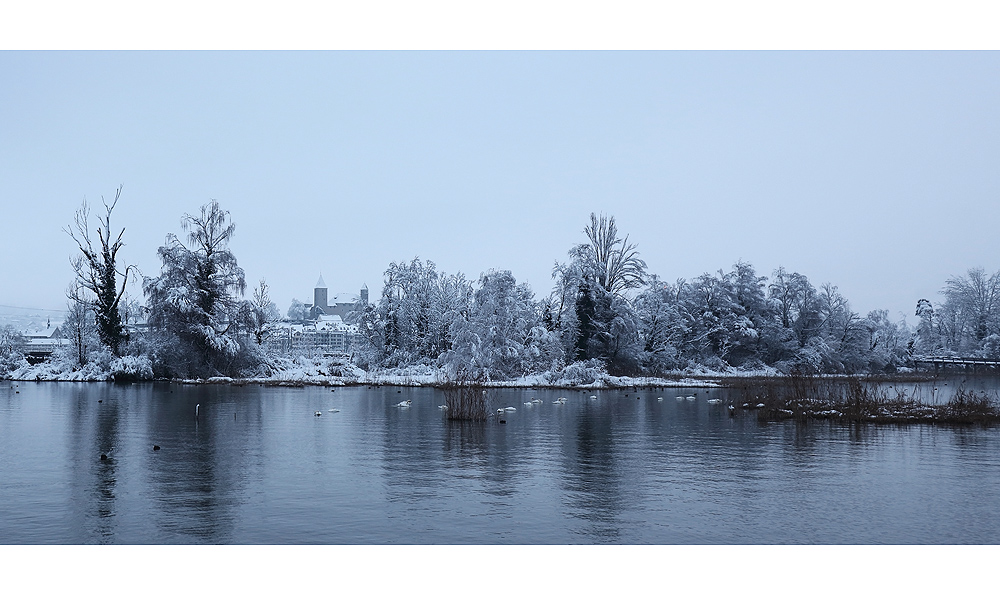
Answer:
314, 274, 328, 315
360, 283, 369, 304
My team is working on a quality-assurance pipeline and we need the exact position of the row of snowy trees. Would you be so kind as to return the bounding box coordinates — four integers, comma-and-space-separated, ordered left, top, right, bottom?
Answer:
913, 268, 1000, 359
53, 192, 279, 379
14, 193, 996, 381
355, 214, 918, 377
355, 261, 563, 379
623, 266, 909, 374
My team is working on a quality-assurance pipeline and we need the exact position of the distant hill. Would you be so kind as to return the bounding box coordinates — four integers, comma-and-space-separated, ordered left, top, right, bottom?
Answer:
0, 305, 65, 333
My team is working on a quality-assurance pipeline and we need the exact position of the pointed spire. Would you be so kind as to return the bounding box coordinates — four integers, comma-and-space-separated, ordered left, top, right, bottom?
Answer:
316, 274, 327, 288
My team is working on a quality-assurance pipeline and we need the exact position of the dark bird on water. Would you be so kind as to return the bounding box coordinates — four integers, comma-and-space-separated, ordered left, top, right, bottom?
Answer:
98, 400, 103, 403
100, 454, 108, 461
153, 445, 160, 451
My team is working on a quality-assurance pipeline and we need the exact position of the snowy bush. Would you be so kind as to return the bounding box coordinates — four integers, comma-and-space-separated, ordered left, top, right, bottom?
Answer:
326, 354, 363, 379
110, 355, 154, 381
0, 352, 28, 377
7, 346, 113, 381
544, 359, 606, 386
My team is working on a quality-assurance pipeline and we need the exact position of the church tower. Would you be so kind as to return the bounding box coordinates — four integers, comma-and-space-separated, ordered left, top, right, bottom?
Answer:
314, 274, 328, 316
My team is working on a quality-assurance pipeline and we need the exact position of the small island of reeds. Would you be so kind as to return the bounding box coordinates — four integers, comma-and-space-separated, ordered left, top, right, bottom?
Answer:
725, 375, 1000, 425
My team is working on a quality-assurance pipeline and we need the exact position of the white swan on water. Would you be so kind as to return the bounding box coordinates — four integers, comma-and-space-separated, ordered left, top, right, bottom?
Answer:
706, 399, 722, 405
505, 406, 517, 412
438, 405, 448, 410
396, 400, 412, 407
314, 411, 322, 416
328, 409, 340, 413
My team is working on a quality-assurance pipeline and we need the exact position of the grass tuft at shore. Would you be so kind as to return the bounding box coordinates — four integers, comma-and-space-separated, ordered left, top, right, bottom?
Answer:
726, 375, 1000, 425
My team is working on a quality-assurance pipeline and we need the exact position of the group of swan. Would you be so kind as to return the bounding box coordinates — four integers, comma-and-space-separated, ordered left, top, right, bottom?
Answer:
398, 392, 724, 414
663, 394, 723, 404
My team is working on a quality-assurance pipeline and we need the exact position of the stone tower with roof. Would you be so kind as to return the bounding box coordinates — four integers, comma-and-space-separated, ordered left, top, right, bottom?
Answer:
313, 274, 328, 316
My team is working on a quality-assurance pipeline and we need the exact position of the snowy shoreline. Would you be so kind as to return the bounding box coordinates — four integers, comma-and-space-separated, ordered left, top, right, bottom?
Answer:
0, 351, 959, 390
3, 371, 723, 390
2, 366, 952, 390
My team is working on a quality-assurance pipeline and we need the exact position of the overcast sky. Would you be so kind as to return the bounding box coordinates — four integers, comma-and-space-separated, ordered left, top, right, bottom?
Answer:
2, 51, 999, 324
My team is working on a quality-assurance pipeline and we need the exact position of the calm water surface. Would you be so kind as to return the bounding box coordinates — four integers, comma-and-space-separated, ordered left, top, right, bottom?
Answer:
2, 379, 999, 544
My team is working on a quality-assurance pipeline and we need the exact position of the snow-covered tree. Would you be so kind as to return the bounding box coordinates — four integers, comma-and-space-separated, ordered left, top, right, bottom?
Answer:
581, 213, 647, 297
0, 325, 25, 358
286, 299, 307, 321
444, 270, 562, 379
357, 258, 473, 368
913, 298, 936, 353
241, 279, 280, 346
942, 268, 1000, 345
862, 309, 908, 372
633, 276, 685, 372
143, 200, 254, 377
552, 214, 646, 373
0, 325, 27, 375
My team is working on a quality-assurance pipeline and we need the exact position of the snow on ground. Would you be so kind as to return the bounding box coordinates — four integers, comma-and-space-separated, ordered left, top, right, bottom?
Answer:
217, 359, 721, 389
5, 353, 154, 382
3, 353, 722, 389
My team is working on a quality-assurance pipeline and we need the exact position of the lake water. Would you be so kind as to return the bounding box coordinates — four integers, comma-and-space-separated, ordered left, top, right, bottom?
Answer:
2, 379, 999, 544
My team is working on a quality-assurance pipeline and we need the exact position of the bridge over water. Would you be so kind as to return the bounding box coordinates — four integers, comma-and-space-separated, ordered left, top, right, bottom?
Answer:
912, 357, 1000, 373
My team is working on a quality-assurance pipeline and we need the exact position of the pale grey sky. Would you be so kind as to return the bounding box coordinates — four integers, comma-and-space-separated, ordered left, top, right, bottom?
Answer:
2, 51, 999, 324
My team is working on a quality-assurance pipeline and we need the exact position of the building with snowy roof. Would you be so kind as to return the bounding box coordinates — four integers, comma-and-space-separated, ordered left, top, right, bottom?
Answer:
303, 274, 368, 321
268, 315, 361, 356
22, 326, 68, 364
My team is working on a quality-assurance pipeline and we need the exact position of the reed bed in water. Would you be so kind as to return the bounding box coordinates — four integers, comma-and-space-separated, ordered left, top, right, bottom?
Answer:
726, 375, 1000, 425
441, 370, 493, 422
